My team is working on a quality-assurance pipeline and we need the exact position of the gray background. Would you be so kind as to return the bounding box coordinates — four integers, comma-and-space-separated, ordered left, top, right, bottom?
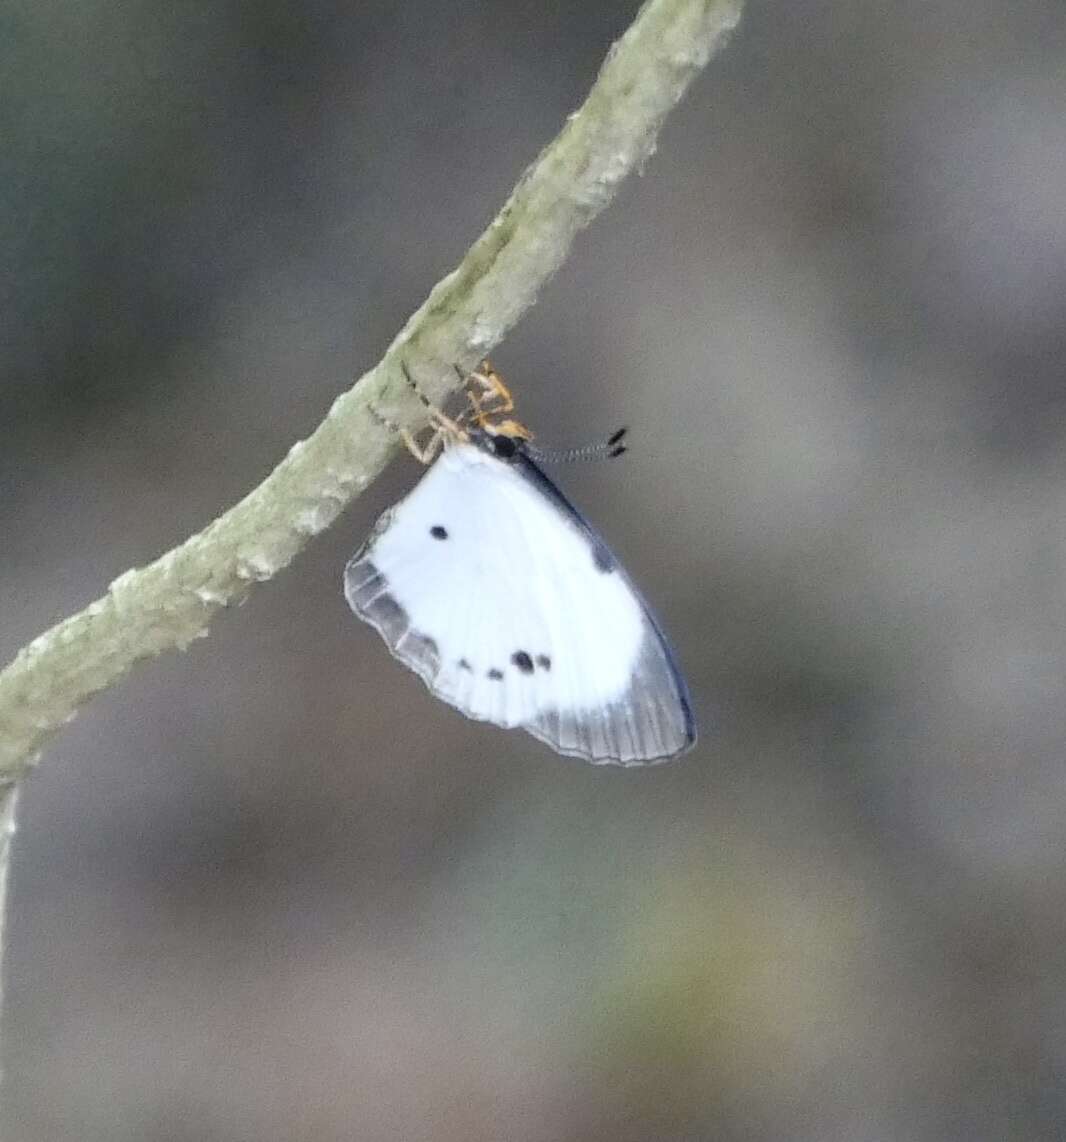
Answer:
5, 1, 1066, 1139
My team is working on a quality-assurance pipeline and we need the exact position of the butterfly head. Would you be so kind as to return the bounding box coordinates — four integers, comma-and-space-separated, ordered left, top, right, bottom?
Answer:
469, 420, 532, 461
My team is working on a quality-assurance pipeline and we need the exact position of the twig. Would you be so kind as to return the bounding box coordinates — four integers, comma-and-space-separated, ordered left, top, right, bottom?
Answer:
0, 0, 741, 935
0, 0, 742, 780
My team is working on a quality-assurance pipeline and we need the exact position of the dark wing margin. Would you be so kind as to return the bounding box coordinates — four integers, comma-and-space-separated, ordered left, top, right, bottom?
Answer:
525, 623, 696, 765
510, 446, 697, 762
344, 554, 443, 686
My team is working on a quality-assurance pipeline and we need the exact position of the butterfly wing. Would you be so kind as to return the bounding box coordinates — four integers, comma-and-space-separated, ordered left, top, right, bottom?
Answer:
344, 441, 695, 764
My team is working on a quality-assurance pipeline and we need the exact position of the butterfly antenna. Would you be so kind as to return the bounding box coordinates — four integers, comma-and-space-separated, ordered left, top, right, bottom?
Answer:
525, 427, 628, 464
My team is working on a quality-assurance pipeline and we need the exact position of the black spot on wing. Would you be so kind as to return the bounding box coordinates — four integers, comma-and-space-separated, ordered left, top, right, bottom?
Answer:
488, 668, 504, 680
430, 525, 448, 539
535, 654, 551, 671
511, 651, 534, 674
458, 658, 472, 672
486, 440, 622, 576
592, 541, 615, 573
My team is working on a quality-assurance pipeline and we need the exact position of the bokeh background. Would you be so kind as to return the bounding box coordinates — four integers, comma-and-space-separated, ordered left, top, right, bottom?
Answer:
5, 1, 1066, 1139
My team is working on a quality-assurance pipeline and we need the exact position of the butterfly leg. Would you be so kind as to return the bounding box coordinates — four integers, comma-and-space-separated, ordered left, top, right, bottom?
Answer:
466, 360, 516, 418
461, 360, 533, 440
399, 361, 467, 437
369, 408, 446, 464
367, 401, 403, 434
405, 405, 472, 463
400, 426, 444, 465
368, 361, 468, 465
400, 359, 436, 412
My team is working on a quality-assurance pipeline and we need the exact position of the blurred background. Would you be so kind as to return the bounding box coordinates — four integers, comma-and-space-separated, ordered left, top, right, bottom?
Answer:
5, 1, 1066, 1138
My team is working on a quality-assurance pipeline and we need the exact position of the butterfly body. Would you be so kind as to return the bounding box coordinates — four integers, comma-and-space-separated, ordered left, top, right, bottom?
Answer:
345, 415, 696, 765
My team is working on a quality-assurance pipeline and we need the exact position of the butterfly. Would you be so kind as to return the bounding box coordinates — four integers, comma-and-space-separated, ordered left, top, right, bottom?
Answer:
344, 361, 696, 765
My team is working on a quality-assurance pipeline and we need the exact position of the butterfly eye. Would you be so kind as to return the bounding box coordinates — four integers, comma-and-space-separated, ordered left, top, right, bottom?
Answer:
489, 434, 519, 459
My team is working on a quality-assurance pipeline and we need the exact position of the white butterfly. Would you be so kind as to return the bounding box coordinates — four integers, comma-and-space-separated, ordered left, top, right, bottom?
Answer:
344, 362, 696, 765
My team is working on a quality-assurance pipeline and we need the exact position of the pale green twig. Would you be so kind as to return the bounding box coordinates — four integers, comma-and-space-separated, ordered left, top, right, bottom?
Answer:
0, 0, 741, 781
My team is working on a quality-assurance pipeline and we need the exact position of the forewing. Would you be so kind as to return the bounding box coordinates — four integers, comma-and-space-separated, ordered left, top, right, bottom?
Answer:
344, 442, 694, 764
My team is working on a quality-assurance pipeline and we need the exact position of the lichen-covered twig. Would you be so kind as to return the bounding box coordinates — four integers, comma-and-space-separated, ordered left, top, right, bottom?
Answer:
0, 0, 742, 781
